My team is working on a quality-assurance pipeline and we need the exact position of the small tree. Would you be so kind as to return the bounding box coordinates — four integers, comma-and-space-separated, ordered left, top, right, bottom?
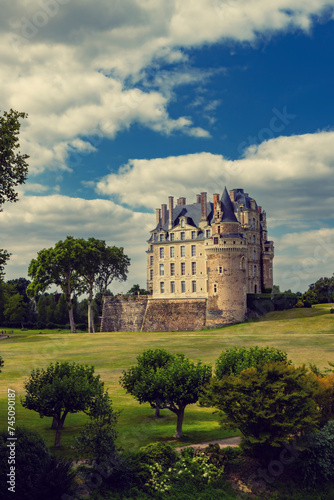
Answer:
205, 361, 320, 460
0, 356, 4, 373
120, 348, 175, 417
120, 351, 212, 438
21, 361, 110, 447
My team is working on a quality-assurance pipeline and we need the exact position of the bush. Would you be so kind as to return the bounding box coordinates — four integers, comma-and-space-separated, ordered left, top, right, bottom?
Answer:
0, 427, 74, 500
295, 300, 304, 308
137, 442, 178, 469
330, 308, 334, 314
297, 420, 334, 486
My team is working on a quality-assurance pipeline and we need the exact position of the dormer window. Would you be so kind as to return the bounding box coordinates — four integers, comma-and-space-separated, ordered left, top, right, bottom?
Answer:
181, 219, 185, 228
159, 234, 164, 242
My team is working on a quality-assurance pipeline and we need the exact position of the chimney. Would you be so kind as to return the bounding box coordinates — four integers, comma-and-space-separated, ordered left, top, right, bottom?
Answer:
168, 196, 174, 229
200, 192, 207, 220
161, 204, 167, 227
229, 190, 235, 202
155, 208, 161, 227
196, 194, 201, 203
177, 197, 186, 206
213, 193, 220, 219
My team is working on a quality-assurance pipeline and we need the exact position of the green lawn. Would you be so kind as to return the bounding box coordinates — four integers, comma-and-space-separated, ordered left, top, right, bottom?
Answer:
1, 305, 334, 457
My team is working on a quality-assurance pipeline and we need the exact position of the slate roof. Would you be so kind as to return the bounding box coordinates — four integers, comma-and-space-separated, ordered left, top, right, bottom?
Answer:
221, 187, 239, 223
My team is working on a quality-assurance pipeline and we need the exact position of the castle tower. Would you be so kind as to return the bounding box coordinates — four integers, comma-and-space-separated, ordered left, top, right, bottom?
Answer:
206, 188, 248, 326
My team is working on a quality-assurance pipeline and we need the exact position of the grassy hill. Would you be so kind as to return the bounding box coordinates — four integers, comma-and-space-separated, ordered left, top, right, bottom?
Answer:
0, 304, 333, 457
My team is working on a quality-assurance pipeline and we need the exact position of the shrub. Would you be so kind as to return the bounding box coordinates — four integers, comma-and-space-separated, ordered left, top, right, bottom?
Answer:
137, 442, 178, 469
0, 427, 74, 500
297, 420, 334, 486
295, 300, 304, 308
330, 308, 334, 314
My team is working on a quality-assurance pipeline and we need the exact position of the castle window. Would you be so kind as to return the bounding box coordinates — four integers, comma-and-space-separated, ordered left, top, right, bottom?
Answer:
253, 235, 256, 243
170, 281, 175, 293
254, 265, 257, 277
150, 269, 153, 280
219, 266, 223, 274
214, 237, 219, 245
181, 281, 186, 293
191, 245, 196, 256
214, 284, 217, 293
170, 263, 175, 276
254, 284, 258, 293
192, 281, 197, 293
159, 264, 164, 276
181, 219, 185, 228
181, 262, 186, 275
269, 268, 272, 278
253, 250, 256, 261
150, 256, 153, 265
181, 232, 185, 240
170, 233, 175, 241
170, 246, 175, 258
240, 256, 245, 270
206, 229, 211, 238
150, 245, 153, 251
159, 247, 164, 258
217, 226, 220, 234
191, 231, 196, 239
181, 246, 185, 257
192, 262, 196, 275
160, 282, 165, 293
160, 234, 164, 242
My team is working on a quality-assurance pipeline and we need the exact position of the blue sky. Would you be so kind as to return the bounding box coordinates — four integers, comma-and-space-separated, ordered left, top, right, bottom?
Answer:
1, 0, 334, 293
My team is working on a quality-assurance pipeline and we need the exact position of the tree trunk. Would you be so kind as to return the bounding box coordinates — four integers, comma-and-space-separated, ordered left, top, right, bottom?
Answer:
154, 407, 160, 418
51, 415, 58, 429
68, 304, 76, 333
54, 412, 67, 447
173, 407, 185, 439
88, 299, 95, 333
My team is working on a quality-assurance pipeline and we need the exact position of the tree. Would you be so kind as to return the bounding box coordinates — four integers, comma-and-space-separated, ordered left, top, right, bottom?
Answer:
204, 361, 320, 460
78, 239, 130, 333
21, 361, 110, 447
3, 292, 27, 327
0, 109, 29, 210
303, 276, 334, 304
0, 356, 4, 373
127, 284, 147, 295
120, 350, 212, 438
120, 348, 176, 418
214, 346, 289, 379
27, 236, 86, 333
0, 249, 11, 281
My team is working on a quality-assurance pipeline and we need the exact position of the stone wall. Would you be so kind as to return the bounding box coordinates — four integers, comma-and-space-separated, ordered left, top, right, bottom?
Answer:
142, 298, 206, 332
100, 296, 207, 332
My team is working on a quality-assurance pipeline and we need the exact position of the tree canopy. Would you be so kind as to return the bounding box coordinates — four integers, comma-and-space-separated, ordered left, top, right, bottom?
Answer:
0, 109, 29, 209
303, 275, 334, 305
21, 361, 112, 447
120, 349, 212, 438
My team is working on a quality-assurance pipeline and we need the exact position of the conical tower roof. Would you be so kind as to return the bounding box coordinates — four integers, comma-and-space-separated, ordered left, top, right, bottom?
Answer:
221, 187, 238, 222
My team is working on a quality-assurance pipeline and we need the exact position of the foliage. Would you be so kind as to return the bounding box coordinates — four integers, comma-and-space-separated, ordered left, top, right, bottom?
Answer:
296, 420, 334, 487
214, 345, 289, 379
0, 355, 3, 373
136, 442, 178, 469
0, 426, 74, 500
120, 350, 212, 438
0, 109, 29, 209
205, 361, 320, 460
21, 361, 110, 447
330, 308, 334, 314
127, 284, 148, 295
0, 249, 11, 281
313, 373, 334, 425
303, 275, 334, 304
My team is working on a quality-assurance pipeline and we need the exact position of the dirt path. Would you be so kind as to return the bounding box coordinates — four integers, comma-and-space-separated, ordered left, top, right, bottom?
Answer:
175, 435, 241, 452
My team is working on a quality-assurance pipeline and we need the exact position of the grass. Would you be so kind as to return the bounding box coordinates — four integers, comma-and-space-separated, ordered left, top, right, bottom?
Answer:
1, 305, 334, 458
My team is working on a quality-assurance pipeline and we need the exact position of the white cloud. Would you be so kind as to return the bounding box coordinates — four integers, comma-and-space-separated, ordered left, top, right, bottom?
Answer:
1, 0, 332, 176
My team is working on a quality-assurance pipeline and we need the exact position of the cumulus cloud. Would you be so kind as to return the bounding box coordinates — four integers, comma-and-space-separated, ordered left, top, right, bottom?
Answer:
96, 130, 334, 225
1, 0, 333, 176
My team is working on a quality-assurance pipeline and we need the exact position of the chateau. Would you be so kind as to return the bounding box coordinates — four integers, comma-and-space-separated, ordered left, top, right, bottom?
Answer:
101, 188, 274, 332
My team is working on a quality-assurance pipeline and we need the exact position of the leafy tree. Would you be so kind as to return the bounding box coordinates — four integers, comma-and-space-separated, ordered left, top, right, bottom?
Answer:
27, 236, 86, 333
204, 361, 320, 460
0, 249, 11, 281
77, 238, 130, 333
120, 350, 212, 438
0, 356, 4, 372
303, 275, 334, 304
3, 292, 27, 326
21, 361, 110, 447
215, 345, 289, 379
0, 109, 29, 210
127, 284, 147, 295
120, 348, 176, 417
